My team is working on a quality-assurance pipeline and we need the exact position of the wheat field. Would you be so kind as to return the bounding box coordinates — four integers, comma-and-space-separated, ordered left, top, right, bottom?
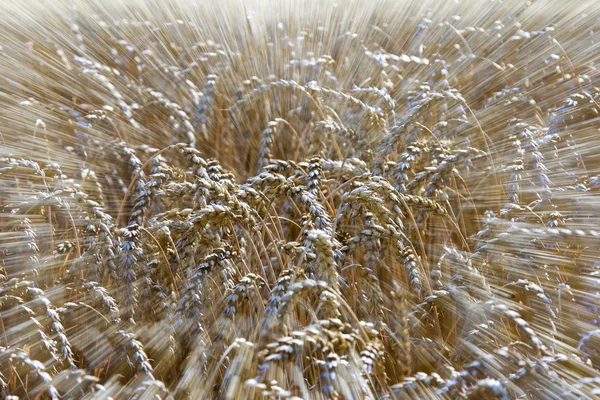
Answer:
1, 0, 600, 398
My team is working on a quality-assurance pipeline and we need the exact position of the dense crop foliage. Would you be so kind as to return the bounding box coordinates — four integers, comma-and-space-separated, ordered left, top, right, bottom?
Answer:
1, 0, 600, 398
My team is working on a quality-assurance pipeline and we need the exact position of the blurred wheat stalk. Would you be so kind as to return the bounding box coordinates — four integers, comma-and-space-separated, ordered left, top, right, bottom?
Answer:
1, 0, 600, 398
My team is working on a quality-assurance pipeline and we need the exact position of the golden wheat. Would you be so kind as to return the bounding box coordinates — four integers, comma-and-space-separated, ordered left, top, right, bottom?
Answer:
1, 0, 600, 398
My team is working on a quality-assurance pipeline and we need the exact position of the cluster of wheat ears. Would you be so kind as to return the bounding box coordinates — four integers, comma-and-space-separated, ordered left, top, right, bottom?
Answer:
1, 0, 600, 398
